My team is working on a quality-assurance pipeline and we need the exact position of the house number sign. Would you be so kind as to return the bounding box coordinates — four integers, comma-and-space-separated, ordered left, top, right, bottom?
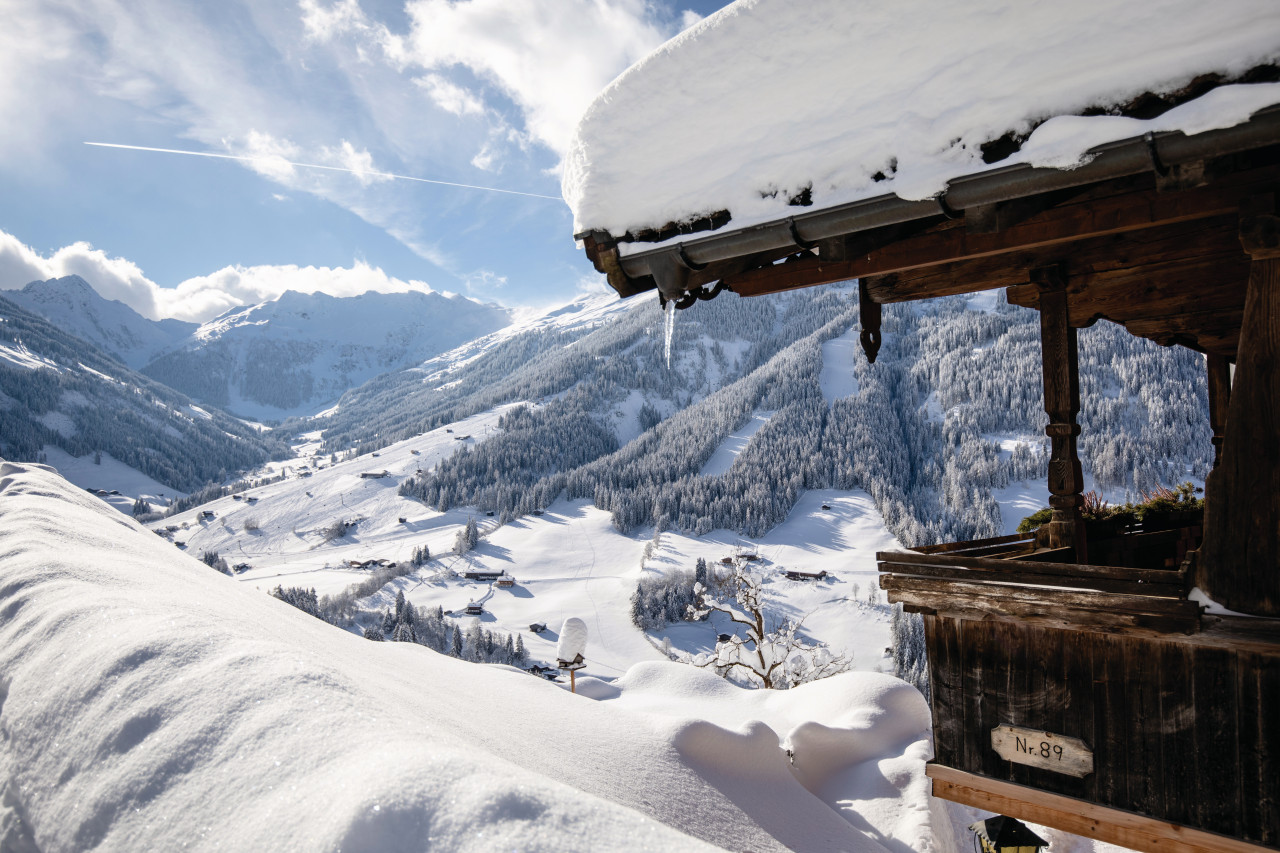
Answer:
991, 725, 1094, 777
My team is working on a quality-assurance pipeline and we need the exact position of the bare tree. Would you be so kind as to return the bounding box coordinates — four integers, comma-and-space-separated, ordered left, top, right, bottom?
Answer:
687, 564, 850, 689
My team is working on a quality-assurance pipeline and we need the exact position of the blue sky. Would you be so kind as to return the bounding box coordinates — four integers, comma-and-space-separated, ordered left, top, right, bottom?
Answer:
0, 0, 730, 321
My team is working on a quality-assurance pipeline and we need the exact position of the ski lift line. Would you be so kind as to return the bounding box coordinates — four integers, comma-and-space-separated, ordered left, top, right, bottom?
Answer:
83, 142, 563, 201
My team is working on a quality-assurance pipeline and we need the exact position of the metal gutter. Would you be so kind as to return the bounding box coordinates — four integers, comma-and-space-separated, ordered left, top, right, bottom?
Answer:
605, 106, 1280, 293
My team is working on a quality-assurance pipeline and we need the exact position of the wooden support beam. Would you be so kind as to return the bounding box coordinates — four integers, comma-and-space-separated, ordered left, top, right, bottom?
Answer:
1207, 353, 1232, 467
724, 166, 1278, 298
1034, 266, 1087, 559
1199, 200, 1280, 616
927, 764, 1276, 853
858, 279, 882, 362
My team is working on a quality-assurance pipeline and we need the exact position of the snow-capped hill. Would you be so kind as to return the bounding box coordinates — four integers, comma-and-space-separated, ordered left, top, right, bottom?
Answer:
5, 275, 195, 368
141, 289, 512, 420
0, 292, 283, 495
411, 291, 635, 384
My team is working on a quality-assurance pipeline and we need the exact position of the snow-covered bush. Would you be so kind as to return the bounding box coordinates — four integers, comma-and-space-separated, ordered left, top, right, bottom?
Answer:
322, 518, 355, 542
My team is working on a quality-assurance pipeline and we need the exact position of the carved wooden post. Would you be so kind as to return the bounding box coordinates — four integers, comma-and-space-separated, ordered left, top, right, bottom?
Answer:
1199, 199, 1280, 615
858, 279, 883, 363
1206, 354, 1231, 468
1032, 265, 1087, 559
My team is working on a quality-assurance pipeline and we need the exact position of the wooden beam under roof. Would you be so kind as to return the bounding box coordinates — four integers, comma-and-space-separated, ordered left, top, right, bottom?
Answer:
720, 163, 1279, 306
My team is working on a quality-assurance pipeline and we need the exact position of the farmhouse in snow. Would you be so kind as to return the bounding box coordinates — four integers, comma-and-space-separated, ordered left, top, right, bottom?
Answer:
565, 2, 1280, 850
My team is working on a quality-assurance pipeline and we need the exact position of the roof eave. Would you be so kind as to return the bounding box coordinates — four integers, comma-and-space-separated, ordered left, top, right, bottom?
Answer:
581, 105, 1280, 302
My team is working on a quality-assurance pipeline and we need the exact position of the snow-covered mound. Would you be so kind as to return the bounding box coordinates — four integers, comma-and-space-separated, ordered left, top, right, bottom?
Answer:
0, 461, 948, 852
563, 0, 1280, 237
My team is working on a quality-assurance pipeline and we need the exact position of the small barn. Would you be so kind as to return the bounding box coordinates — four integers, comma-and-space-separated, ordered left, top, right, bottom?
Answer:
358, 470, 389, 480
463, 602, 484, 616
783, 569, 827, 582
463, 570, 504, 582
564, 2, 1280, 850
529, 622, 547, 634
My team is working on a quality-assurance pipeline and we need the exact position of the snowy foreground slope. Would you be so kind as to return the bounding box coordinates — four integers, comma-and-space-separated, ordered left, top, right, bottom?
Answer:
0, 461, 956, 852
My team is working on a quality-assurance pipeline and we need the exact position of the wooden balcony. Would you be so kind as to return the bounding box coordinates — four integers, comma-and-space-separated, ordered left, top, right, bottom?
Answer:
878, 533, 1280, 852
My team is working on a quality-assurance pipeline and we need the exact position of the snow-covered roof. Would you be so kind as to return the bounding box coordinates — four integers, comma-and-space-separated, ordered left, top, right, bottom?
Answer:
563, 0, 1280, 242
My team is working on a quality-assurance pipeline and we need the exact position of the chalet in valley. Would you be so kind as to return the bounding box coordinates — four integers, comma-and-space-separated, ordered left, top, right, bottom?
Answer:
566, 2, 1280, 850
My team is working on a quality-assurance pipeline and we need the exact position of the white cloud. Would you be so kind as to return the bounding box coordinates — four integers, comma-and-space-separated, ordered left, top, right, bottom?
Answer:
299, 0, 375, 42
416, 73, 485, 116
0, 228, 437, 323
0, 230, 162, 318
161, 260, 433, 322
391, 0, 679, 158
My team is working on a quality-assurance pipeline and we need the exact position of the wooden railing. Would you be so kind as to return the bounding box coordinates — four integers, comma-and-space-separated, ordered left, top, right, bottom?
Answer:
878, 530, 1201, 635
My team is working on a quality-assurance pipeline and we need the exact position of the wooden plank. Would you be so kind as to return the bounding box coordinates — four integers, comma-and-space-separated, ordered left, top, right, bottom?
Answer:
880, 559, 1186, 597
1193, 645, 1241, 837
927, 764, 1280, 853
1125, 308, 1242, 355
725, 166, 1279, 299
885, 586, 1200, 636
1246, 652, 1275, 842
1129, 635, 1166, 819
1160, 641, 1199, 827
912, 531, 1033, 554
927, 615, 964, 769
878, 548, 1187, 585
1001, 619, 1036, 790
876, 215, 1243, 305
1257, 651, 1280, 845
959, 618, 984, 776
879, 576, 1200, 617
1061, 628, 1097, 802
1094, 631, 1129, 809
1239, 651, 1265, 842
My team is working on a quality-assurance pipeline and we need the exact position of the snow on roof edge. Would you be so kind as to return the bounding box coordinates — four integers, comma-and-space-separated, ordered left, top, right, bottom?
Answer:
563, 0, 1280, 241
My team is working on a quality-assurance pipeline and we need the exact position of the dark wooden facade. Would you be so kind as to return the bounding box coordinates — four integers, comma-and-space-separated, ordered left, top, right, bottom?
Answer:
880, 539, 1280, 851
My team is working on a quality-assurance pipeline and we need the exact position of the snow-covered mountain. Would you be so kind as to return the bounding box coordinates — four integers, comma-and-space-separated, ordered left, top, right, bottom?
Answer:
5, 275, 196, 368
314, 285, 1211, 549
0, 292, 285, 498
141, 289, 512, 419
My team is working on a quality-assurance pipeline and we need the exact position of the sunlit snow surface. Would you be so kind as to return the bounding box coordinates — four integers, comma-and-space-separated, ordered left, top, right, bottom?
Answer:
0, 461, 951, 852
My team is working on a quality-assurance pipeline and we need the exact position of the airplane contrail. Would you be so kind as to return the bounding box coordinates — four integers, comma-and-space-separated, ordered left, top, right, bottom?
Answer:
84, 141, 563, 201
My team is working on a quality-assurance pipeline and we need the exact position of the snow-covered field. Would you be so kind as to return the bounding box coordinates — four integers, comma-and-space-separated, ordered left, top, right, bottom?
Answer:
38, 445, 187, 514
151, 397, 905, 680
0, 460, 948, 851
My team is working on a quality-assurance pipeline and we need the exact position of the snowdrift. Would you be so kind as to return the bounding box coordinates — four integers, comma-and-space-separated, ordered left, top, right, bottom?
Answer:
0, 461, 939, 852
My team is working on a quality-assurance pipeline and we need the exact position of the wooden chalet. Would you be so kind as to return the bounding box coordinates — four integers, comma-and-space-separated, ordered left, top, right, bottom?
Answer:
783, 569, 828, 582
567, 9, 1280, 850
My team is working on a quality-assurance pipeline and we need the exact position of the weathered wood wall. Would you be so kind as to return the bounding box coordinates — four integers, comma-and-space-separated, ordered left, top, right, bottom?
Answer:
926, 615, 1280, 846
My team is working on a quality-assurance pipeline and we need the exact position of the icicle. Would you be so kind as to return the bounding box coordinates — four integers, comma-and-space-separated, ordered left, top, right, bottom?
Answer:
663, 298, 676, 369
